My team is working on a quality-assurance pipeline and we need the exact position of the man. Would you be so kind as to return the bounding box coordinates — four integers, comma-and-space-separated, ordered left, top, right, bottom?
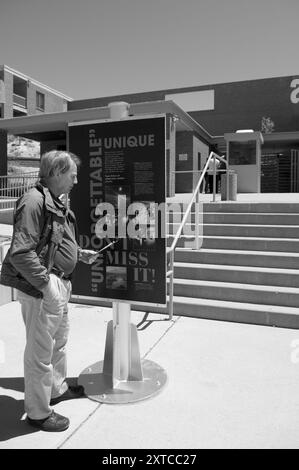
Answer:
204, 156, 221, 194
0, 150, 99, 432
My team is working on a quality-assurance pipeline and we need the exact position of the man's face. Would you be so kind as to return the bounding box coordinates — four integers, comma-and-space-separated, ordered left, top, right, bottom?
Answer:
54, 161, 78, 196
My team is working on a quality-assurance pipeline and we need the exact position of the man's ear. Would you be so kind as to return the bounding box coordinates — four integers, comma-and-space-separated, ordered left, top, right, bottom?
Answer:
51, 169, 61, 178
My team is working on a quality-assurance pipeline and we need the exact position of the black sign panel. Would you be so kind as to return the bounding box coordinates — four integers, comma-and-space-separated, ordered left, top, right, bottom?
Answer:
68, 116, 166, 305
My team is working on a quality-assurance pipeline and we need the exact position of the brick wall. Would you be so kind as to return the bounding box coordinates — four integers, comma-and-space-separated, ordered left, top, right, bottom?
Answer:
3, 70, 13, 118
68, 75, 299, 136
0, 130, 7, 175
27, 83, 67, 115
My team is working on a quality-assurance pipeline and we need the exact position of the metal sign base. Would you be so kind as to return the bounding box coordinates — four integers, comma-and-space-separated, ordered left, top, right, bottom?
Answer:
78, 302, 167, 404
78, 358, 167, 404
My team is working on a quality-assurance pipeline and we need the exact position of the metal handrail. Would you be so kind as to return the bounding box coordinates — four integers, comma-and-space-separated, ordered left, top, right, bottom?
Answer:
166, 151, 227, 319
0, 171, 39, 210
13, 93, 27, 108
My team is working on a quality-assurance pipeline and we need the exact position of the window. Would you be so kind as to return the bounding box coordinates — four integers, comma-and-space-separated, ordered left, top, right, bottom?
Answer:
36, 91, 45, 111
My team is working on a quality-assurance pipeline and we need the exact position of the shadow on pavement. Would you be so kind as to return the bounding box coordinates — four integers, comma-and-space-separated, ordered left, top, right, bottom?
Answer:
0, 395, 38, 441
0, 377, 24, 393
0, 375, 81, 441
136, 312, 172, 330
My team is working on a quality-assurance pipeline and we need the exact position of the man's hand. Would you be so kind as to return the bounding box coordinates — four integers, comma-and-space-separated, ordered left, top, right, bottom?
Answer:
78, 249, 99, 264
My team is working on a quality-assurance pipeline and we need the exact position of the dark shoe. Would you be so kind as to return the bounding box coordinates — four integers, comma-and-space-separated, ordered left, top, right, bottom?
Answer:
26, 410, 69, 432
50, 385, 85, 406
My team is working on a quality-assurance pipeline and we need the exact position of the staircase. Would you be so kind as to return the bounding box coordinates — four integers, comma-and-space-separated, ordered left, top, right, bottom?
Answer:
137, 200, 299, 328
72, 199, 299, 329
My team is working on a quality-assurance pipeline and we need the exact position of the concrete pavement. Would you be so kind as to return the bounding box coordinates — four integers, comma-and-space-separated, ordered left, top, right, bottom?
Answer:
1, 193, 299, 449
1, 300, 299, 449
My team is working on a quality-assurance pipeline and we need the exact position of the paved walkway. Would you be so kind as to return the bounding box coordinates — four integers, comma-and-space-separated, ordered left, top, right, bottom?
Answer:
0, 300, 299, 449
1, 192, 299, 450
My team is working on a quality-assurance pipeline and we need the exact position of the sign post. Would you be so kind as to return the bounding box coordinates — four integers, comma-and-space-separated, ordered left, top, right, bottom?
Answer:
69, 102, 167, 403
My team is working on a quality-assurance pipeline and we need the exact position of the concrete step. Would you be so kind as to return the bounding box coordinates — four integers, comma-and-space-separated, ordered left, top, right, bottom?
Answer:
168, 223, 299, 238
170, 278, 299, 308
168, 235, 299, 252
173, 262, 299, 287
174, 248, 299, 269
160, 296, 299, 329
201, 202, 299, 213
168, 212, 299, 225
79, 296, 299, 329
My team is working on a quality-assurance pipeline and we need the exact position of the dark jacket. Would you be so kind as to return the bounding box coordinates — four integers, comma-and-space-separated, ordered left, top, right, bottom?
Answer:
0, 183, 77, 298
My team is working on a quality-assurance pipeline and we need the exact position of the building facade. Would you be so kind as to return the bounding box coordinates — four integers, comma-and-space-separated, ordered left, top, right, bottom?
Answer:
68, 75, 299, 135
68, 75, 299, 193
0, 64, 72, 119
1, 71, 299, 193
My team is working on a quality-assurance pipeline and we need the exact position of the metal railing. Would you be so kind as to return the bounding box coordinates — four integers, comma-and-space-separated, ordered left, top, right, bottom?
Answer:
0, 171, 39, 210
173, 155, 229, 202
167, 152, 228, 319
13, 93, 27, 108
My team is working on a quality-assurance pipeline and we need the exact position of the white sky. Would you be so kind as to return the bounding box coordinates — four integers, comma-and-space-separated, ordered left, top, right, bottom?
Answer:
1, 0, 299, 100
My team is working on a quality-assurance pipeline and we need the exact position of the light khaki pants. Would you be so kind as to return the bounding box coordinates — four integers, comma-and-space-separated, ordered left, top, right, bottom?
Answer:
17, 274, 72, 420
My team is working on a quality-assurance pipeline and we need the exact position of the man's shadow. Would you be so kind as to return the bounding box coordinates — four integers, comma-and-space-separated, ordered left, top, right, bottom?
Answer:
0, 377, 38, 440
0, 375, 79, 441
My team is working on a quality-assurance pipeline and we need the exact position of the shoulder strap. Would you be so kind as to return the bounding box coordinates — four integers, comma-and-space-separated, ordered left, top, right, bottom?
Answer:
36, 212, 53, 256
37, 192, 54, 255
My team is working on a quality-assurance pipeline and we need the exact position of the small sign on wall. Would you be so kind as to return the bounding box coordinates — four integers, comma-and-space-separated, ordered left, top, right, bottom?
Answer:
179, 153, 188, 161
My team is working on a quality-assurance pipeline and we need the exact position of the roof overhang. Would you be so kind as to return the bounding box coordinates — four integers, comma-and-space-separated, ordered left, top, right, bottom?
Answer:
0, 100, 213, 144
213, 131, 299, 150
262, 131, 299, 143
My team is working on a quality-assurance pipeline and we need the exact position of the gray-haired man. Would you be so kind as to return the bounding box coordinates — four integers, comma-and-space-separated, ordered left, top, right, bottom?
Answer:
1, 150, 98, 432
